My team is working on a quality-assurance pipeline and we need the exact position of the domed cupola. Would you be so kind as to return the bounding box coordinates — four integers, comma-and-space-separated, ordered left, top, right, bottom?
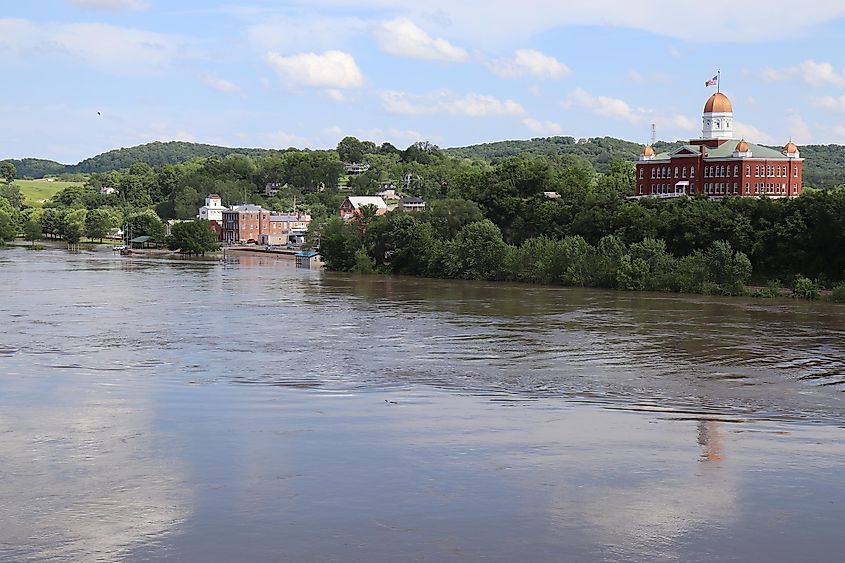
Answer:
702, 92, 734, 141
639, 145, 655, 161
783, 141, 800, 158
732, 139, 752, 158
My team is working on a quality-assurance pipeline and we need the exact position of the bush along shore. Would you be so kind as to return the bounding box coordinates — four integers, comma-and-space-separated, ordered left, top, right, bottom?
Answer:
320, 207, 845, 303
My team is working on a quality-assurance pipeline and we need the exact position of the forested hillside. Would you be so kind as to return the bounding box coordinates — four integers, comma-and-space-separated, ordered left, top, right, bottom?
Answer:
70, 141, 281, 173
4, 137, 845, 188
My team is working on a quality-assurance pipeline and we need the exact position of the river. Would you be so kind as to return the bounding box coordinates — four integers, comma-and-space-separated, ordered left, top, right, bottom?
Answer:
1, 246, 844, 562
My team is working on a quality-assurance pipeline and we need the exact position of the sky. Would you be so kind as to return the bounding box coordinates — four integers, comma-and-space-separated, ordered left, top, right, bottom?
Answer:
3, 0, 845, 163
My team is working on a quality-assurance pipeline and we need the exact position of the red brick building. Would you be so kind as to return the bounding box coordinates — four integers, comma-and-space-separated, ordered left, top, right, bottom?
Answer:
636, 92, 803, 198
221, 205, 311, 243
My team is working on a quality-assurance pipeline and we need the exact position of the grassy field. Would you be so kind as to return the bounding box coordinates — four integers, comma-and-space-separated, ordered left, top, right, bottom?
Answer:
15, 179, 85, 206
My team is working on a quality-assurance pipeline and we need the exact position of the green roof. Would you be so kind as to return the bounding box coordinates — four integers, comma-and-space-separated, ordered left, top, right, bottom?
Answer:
652, 140, 792, 161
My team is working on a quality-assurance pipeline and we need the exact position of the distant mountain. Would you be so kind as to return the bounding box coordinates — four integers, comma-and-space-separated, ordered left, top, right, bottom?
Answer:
5, 137, 845, 188
445, 136, 845, 189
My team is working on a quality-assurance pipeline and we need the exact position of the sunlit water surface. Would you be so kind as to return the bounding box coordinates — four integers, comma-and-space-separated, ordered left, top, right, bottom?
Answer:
1, 247, 844, 562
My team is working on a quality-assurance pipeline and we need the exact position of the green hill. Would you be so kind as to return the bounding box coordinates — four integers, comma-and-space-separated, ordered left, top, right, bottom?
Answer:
4, 137, 845, 188
69, 141, 281, 173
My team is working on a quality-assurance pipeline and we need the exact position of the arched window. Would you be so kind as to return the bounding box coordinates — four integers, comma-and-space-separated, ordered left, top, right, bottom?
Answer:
682, 166, 687, 177
734, 165, 738, 176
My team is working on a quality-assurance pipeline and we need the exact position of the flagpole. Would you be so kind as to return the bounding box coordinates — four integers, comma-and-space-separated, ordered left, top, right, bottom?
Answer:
717, 69, 721, 93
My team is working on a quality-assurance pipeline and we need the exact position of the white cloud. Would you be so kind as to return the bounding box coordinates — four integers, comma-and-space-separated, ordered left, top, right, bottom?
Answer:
326, 89, 348, 102
314, 0, 845, 45
761, 59, 845, 86
245, 16, 368, 52
522, 117, 563, 136
733, 120, 772, 143
0, 18, 187, 73
68, 0, 149, 10
787, 114, 812, 143
812, 94, 845, 112
564, 87, 641, 123
198, 72, 239, 93
488, 49, 570, 79
265, 50, 364, 90
380, 90, 525, 117
528, 85, 542, 97
374, 17, 467, 62
563, 88, 698, 138
266, 129, 312, 148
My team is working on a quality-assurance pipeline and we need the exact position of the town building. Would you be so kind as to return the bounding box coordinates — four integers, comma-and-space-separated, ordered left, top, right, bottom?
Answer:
636, 92, 803, 199
398, 196, 426, 212
198, 194, 227, 222
221, 205, 312, 244
339, 196, 388, 220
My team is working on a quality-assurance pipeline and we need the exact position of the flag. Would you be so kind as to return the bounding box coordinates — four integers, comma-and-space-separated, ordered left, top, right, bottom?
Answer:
705, 74, 718, 87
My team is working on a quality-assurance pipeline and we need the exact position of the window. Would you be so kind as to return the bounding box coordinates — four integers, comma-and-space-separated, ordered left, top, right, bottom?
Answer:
794, 168, 799, 178
639, 168, 644, 179
651, 169, 656, 179
746, 165, 750, 176
682, 166, 687, 177
755, 165, 760, 176
734, 183, 738, 193
690, 167, 695, 178
674, 166, 679, 178
734, 165, 739, 176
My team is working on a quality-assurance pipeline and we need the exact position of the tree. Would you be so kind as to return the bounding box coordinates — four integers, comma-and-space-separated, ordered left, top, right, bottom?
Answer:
0, 208, 17, 244
1, 161, 16, 184
63, 221, 83, 245
167, 220, 220, 256
0, 183, 23, 210
23, 217, 42, 245
337, 136, 366, 163
127, 209, 166, 240
85, 208, 117, 242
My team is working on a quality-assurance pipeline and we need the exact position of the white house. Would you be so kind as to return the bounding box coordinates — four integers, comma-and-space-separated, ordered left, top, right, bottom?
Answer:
198, 194, 227, 222
339, 196, 388, 220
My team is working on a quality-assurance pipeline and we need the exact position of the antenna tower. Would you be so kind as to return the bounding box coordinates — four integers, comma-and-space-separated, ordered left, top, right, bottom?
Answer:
650, 123, 656, 147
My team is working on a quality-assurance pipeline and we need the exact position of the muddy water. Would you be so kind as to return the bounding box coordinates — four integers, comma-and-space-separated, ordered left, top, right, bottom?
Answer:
1, 247, 844, 562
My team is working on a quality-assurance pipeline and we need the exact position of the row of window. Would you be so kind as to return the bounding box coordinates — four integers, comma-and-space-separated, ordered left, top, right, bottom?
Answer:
637, 182, 801, 196
641, 163, 799, 180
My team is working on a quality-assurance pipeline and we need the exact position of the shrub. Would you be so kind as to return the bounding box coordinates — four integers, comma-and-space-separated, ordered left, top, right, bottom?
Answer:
830, 283, 845, 303
792, 276, 819, 300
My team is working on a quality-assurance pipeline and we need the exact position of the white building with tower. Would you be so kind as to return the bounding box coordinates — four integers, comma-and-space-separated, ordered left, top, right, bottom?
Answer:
198, 194, 227, 222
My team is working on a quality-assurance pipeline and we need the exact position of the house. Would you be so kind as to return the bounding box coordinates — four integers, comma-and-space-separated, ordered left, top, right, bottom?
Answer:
264, 182, 288, 196
543, 191, 561, 199
198, 194, 227, 222
344, 162, 370, 175
339, 196, 388, 220
398, 196, 426, 212
99, 186, 115, 195
376, 183, 401, 201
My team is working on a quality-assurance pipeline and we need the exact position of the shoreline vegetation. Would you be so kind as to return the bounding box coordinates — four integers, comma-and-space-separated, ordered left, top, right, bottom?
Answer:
1, 137, 844, 304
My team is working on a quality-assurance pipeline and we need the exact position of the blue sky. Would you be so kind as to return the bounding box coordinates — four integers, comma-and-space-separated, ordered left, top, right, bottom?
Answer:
3, 0, 845, 163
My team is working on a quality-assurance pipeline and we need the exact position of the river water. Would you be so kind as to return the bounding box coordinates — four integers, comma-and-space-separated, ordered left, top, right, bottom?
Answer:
1, 246, 844, 562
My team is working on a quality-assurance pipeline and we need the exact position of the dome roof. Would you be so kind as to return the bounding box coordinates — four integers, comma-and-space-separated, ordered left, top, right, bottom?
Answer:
642, 145, 655, 156
784, 141, 798, 153
704, 92, 733, 113
735, 139, 749, 152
